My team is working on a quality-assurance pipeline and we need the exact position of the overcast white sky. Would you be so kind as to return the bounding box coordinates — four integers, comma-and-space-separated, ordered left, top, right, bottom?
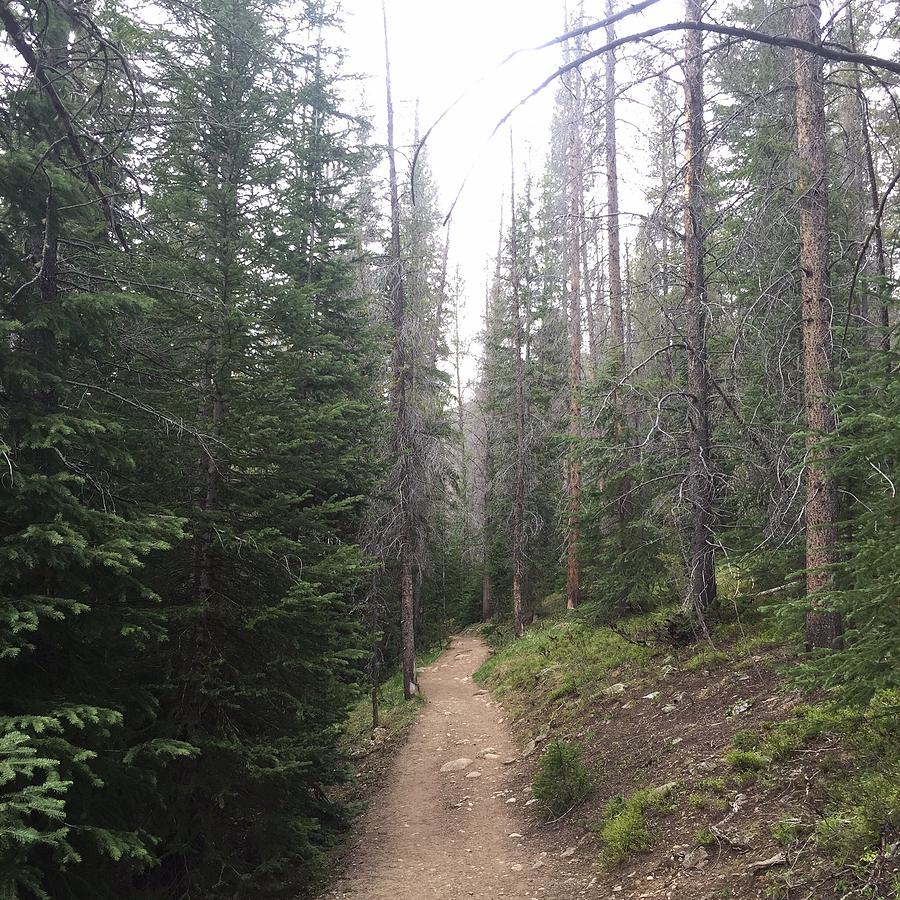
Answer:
340, 0, 675, 386
341, 0, 573, 375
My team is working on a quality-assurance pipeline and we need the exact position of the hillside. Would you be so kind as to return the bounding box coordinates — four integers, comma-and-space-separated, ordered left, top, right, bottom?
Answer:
471, 605, 899, 899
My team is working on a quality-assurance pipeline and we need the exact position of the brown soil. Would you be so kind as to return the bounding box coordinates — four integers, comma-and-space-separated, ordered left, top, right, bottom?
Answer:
324, 634, 595, 899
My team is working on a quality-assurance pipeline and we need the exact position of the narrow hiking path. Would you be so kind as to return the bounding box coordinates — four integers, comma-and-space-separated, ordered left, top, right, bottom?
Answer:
325, 634, 594, 899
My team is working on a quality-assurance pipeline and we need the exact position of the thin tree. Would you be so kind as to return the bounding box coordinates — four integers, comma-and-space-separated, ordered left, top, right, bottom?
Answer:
510, 135, 527, 638
383, 3, 417, 697
847, 5, 890, 350
794, 0, 841, 649
605, 0, 625, 370
682, 0, 717, 623
565, 44, 584, 611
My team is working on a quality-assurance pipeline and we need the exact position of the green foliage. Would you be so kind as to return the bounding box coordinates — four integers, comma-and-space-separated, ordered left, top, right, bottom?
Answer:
0, 0, 377, 896
770, 819, 806, 847
474, 615, 658, 713
532, 740, 595, 816
724, 750, 771, 772
773, 349, 900, 704
683, 647, 730, 671
597, 783, 677, 868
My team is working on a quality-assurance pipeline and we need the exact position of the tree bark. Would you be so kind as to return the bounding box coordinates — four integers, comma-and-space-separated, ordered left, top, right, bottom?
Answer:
605, 0, 625, 367
383, 3, 417, 697
510, 136, 526, 638
847, 6, 889, 350
683, 0, 717, 623
794, 0, 841, 649
565, 60, 583, 612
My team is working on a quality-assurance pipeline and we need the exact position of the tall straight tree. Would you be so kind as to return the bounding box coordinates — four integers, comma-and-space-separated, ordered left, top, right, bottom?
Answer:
510, 137, 527, 638
383, 3, 417, 697
794, 0, 841, 648
605, 0, 625, 369
565, 70, 584, 612
682, 0, 717, 622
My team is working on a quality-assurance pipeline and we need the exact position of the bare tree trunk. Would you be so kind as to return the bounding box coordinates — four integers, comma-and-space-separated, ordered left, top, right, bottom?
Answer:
481, 211, 504, 623
510, 136, 526, 638
683, 0, 717, 624
605, 0, 624, 367
848, 6, 890, 350
795, 0, 841, 650
383, 4, 417, 697
566, 65, 583, 611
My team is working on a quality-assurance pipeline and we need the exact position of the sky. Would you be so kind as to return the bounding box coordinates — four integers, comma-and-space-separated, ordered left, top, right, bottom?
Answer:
339, 0, 681, 389
340, 0, 575, 380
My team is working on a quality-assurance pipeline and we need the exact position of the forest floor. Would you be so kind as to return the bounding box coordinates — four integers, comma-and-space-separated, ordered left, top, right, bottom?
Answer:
324, 633, 597, 899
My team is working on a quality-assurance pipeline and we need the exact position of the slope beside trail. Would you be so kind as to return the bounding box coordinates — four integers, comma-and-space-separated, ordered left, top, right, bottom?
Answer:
325, 634, 594, 899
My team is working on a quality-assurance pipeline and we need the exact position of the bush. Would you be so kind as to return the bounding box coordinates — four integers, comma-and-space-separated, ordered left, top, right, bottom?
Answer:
531, 740, 595, 816
724, 749, 771, 771
597, 783, 677, 868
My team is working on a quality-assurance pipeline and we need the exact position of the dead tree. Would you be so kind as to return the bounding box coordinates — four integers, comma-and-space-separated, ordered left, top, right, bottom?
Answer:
383, 4, 417, 697
847, 5, 890, 350
682, 0, 717, 624
510, 136, 526, 638
605, 0, 625, 370
565, 45, 584, 612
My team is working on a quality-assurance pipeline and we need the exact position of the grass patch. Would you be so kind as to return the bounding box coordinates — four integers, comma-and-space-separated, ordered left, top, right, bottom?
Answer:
532, 740, 595, 816
596, 782, 677, 868
345, 641, 448, 752
771, 818, 807, 847
474, 613, 661, 714
683, 647, 730, 672
724, 749, 771, 772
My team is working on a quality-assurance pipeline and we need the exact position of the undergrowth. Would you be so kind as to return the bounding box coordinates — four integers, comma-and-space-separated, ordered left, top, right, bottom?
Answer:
345, 642, 448, 752
595, 783, 678, 868
532, 740, 595, 817
721, 691, 900, 885
474, 612, 665, 714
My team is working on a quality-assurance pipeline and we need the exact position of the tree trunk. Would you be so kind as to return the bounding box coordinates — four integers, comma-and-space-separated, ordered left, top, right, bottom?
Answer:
683, 0, 717, 624
565, 63, 583, 612
605, 0, 624, 367
794, 0, 841, 649
847, 6, 890, 350
510, 137, 526, 638
383, 3, 417, 696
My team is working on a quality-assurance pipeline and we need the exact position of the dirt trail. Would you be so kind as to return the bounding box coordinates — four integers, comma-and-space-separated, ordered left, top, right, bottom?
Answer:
325, 634, 591, 899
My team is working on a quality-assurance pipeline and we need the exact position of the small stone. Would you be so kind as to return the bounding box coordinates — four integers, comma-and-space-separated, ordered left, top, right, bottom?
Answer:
643, 691, 661, 700
726, 698, 753, 718
509, 833, 523, 839
682, 847, 709, 869
441, 758, 473, 772
560, 847, 576, 858
603, 682, 627, 697
510, 864, 523, 872
465, 770, 482, 779
502, 757, 517, 765
662, 704, 677, 712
